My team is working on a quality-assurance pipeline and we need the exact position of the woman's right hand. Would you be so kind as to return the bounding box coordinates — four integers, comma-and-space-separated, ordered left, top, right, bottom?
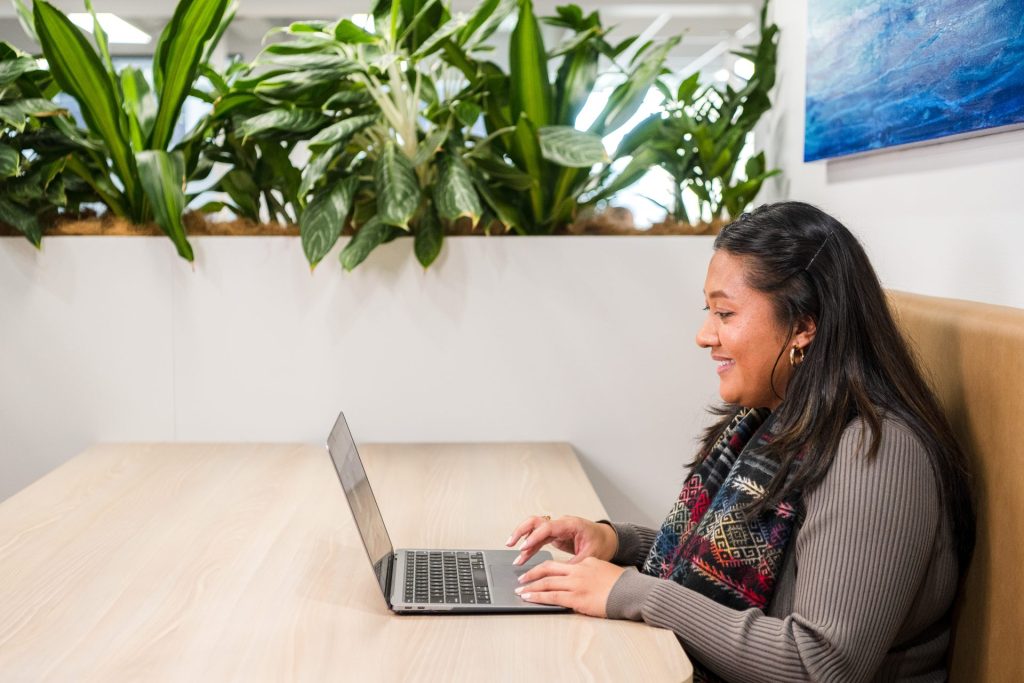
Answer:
505, 515, 619, 566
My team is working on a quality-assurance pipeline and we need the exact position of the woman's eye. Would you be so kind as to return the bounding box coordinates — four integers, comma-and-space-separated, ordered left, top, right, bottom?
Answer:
702, 305, 710, 312
716, 311, 733, 320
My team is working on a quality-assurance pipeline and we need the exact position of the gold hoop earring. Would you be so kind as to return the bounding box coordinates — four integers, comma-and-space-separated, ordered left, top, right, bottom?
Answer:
790, 345, 805, 367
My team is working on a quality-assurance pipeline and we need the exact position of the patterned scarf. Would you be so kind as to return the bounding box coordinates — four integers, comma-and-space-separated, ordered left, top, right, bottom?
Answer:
642, 408, 804, 612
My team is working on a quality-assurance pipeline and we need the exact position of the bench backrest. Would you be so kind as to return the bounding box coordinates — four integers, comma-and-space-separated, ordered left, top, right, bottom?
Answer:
889, 290, 1024, 681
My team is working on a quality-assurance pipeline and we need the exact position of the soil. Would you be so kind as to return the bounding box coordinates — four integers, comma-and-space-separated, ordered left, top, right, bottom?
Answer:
0, 208, 726, 239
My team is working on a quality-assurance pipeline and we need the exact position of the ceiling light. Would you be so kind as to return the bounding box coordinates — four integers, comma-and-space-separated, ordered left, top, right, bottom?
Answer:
68, 13, 151, 45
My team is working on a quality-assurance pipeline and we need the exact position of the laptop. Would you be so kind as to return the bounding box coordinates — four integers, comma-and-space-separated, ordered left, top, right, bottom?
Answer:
326, 412, 567, 614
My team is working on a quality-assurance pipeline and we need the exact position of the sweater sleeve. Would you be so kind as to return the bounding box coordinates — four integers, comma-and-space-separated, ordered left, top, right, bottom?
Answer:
604, 421, 941, 683
597, 520, 659, 569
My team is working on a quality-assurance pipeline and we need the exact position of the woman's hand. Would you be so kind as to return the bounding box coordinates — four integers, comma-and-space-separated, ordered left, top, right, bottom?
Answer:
514, 557, 626, 617
505, 515, 619, 566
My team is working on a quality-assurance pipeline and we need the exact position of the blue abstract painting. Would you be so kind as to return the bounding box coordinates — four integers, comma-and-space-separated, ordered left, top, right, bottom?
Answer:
805, 0, 1024, 161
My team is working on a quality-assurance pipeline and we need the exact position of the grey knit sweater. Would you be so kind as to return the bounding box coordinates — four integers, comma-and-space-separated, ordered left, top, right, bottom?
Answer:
604, 419, 959, 682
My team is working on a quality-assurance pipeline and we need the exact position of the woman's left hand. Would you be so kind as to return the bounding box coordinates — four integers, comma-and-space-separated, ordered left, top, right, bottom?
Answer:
514, 557, 626, 617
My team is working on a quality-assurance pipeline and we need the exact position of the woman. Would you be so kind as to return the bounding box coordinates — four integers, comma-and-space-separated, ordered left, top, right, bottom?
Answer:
506, 202, 974, 682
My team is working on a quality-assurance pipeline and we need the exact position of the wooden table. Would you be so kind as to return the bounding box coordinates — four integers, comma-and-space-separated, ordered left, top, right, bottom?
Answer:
0, 442, 692, 681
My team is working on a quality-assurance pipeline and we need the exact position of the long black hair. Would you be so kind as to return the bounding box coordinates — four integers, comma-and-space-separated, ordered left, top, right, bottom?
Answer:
698, 201, 975, 568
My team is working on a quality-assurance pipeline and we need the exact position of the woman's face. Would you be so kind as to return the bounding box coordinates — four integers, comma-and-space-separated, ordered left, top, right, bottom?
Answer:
696, 250, 811, 409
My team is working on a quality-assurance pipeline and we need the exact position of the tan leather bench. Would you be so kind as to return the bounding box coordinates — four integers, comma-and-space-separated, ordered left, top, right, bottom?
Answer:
889, 291, 1024, 681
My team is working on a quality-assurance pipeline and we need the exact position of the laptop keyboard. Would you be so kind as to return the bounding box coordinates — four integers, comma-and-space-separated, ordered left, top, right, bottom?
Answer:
404, 551, 491, 604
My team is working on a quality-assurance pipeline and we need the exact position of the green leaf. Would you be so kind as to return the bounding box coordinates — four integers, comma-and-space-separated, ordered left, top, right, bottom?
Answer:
509, 0, 552, 128
11, 0, 38, 43
0, 144, 21, 178
201, 0, 237, 65
745, 151, 767, 178
538, 126, 607, 167
457, 0, 508, 46
509, 114, 545, 222
676, 72, 701, 105
473, 179, 525, 234
84, 0, 116, 85
434, 155, 482, 222
301, 176, 358, 269
299, 142, 342, 197
412, 15, 467, 58
412, 127, 448, 166
308, 114, 377, 153
0, 53, 36, 86
469, 154, 535, 190
414, 206, 444, 267
287, 20, 330, 33
375, 141, 420, 229
150, 0, 229, 150
589, 146, 659, 203
219, 169, 261, 220
614, 113, 662, 158
33, 0, 139, 211
235, 108, 325, 140
137, 150, 193, 261
553, 35, 598, 126
211, 92, 261, 119
710, 148, 732, 177
0, 99, 63, 132
453, 101, 482, 128
254, 53, 359, 73
0, 197, 42, 247
198, 200, 228, 213
334, 19, 379, 43
263, 35, 337, 55
340, 216, 398, 271
252, 70, 343, 98
323, 89, 374, 111
64, 154, 127, 216
121, 66, 157, 151
589, 37, 677, 135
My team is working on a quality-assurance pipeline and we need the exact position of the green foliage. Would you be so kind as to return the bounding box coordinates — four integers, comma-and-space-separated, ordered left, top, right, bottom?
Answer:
624, 1, 781, 223
8, 0, 781, 270
0, 40, 78, 247
454, 0, 678, 234
29, 0, 232, 260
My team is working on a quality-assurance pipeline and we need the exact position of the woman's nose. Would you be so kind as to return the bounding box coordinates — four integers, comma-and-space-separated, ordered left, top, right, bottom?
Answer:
696, 315, 716, 349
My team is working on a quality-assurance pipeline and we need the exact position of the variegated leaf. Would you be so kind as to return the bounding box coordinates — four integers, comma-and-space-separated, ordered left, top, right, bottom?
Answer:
538, 126, 608, 168
301, 176, 358, 268
434, 156, 482, 223
375, 141, 420, 229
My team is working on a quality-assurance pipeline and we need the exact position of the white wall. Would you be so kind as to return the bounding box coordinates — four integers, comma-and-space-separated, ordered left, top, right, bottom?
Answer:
764, 1, 1024, 310
0, 236, 721, 528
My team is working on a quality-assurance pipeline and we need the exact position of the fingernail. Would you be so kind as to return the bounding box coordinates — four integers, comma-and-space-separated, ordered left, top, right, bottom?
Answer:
513, 554, 523, 565
514, 587, 523, 594
517, 575, 527, 583
506, 536, 514, 546
521, 593, 532, 600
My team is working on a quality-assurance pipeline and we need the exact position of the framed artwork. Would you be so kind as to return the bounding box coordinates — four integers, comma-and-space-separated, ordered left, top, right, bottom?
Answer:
804, 0, 1024, 161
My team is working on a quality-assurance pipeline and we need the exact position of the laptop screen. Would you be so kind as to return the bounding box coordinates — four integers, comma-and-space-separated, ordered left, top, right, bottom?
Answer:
326, 412, 394, 600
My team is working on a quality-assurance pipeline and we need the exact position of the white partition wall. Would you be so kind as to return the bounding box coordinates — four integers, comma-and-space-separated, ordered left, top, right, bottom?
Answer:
0, 235, 721, 526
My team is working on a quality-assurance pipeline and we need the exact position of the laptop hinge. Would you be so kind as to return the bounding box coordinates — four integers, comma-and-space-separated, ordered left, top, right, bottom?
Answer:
384, 551, 396, 607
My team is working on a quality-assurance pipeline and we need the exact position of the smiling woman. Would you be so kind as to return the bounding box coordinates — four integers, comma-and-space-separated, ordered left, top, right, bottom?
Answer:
506, 201, 975, 682
697, 249, 816, 409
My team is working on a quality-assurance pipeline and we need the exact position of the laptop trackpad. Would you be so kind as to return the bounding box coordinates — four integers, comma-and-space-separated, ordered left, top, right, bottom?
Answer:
488, 552, 552, 605
488, 563, 531, 604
